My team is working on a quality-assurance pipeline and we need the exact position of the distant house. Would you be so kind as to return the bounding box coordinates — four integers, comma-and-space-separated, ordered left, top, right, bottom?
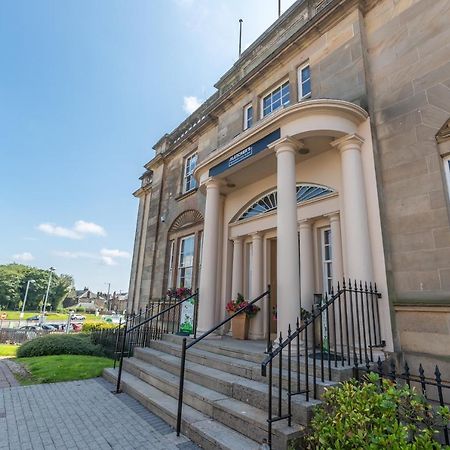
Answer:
72, 288, 107, 313
110, 292, 128, 313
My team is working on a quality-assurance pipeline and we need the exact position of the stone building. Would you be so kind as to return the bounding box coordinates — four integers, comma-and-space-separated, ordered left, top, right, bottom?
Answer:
128, 0, 450, 370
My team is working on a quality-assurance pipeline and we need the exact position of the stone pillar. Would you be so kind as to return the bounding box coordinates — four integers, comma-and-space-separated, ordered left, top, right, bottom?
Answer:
231, 237, 244, 299
332, 134, 373, 282
329, 213, 343, 288
250, 232, 264, 338
270, 137, 301, 339
299, 220, 315, 314
197, 179, 222, 333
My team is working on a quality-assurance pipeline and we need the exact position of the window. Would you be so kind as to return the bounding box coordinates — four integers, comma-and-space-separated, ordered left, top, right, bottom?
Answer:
183, 153, 198, 193
298, 64, 311, 99
262, 81, 290, 117
244, 103, 253, 130
444, 155, 450, 199
167, 240, 175, 289
322, 228, 333, 296
176, 235, 195, 288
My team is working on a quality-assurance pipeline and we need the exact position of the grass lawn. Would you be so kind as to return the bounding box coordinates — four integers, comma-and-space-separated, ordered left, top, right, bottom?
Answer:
17, 355, 114, 385
1, 311, 103, 321
0, 343, 19, 357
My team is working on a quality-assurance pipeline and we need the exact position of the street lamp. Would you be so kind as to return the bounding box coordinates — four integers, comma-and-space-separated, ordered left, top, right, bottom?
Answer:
41, 267, 55, 323
19, 279, 35, 326
105, 282, 111, 312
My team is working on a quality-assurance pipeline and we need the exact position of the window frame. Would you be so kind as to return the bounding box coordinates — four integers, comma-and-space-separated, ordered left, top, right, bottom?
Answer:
260, 80, 290, 118
298, 63, 311, 100
444, 155, 450, 200
321, 227, 333, 296
243, 103, 253, 130
176, 234, 195, 289
183, 152, 198, 194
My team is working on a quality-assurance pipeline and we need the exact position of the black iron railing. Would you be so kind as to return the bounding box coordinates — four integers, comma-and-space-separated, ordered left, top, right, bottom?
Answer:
115, 289, 199, 393
356, 359, 450, 445
176, 287, 271, 436
261, 279, 383, 448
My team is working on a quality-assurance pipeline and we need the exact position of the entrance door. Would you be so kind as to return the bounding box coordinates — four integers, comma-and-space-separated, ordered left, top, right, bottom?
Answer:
269, 239, 277, 336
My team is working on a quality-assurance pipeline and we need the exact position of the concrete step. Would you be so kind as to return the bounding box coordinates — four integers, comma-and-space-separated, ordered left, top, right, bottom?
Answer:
137, 343, 336, 399
161, 333, 354, 382
134, 346, 322, 422
104, 367, 261, 450
123, 357, 305, 448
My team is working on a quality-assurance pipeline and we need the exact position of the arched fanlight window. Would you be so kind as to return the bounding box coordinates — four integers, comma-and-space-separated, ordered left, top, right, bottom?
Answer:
237, 184, 335, 221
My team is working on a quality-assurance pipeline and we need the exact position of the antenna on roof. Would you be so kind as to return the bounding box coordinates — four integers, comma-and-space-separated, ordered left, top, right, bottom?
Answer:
239, 19, 243, 57
278, 0, 281, 17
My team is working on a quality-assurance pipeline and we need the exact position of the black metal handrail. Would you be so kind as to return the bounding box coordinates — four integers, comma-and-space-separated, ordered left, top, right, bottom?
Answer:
115, 289, 199, 393
261, 279, 383, 448
175, 287, 271, 436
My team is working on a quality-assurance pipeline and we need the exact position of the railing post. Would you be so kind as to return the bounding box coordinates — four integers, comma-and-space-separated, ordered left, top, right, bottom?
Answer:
266, 285, 271, 353
115, 318, 128, 394
193, 288, 199, 339
176, 337, 187, 436
113, 317, 123, 369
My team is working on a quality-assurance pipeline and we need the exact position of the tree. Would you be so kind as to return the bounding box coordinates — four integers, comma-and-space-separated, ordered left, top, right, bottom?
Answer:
0, 264, 75, 311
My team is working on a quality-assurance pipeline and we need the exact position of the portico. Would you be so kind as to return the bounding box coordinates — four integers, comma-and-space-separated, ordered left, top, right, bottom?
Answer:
194, 99, 392, 350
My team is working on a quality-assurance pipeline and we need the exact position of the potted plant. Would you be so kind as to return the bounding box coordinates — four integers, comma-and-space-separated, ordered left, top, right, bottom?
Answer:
225, 293, 260, 340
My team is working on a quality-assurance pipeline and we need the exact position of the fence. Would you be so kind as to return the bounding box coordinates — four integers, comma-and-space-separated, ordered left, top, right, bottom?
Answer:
0, 328, 52, 344
356, 358, 450, 446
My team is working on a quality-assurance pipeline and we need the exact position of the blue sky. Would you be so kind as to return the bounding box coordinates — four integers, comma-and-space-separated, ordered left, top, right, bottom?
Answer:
0, 0, 296, 293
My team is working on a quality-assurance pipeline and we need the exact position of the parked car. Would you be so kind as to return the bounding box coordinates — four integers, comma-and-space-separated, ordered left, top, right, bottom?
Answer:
19, 325, 40, 331
26, 315, 40, 321
40, 324, 56, 331
47, 323, 64, 331
71, 314, 86, 321
71, 323, 82, 332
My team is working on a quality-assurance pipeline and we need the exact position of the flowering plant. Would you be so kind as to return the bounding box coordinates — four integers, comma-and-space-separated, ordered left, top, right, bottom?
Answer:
167, 287, 192, 300
225, 293, 260, 318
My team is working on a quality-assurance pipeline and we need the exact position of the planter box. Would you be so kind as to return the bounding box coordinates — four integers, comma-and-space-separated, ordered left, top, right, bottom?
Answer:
231, 314, 249, 340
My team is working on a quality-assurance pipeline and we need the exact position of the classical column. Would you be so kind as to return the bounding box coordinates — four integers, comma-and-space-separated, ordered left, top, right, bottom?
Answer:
269, 137, 301, 340
329, 213, 343, 287
231, 237, 244, 299
197, 179, 222, 333
299, 220, 314, 314
332, 134, 373, 282
250, 232, 264, 338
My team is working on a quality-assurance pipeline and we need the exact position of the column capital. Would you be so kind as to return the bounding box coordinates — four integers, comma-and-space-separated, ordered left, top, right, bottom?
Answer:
298, 219, 313, 230
250, 231, 264, 240
230, 236, 243, 243
331, 133, 364, 152
268, 136, 303, 156
324, 211, 340, 222
203, 177, 224, 190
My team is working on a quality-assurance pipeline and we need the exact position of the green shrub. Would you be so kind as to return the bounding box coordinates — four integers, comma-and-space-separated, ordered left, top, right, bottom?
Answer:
307, 373, 450, 449
75, 307, 86, 313
82, 321, 116, 332
17, 334, 105, 358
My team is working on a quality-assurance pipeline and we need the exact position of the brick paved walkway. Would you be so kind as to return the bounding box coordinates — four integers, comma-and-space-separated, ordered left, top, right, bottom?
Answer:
0, 360, 19, 389
0, 377, 200, 450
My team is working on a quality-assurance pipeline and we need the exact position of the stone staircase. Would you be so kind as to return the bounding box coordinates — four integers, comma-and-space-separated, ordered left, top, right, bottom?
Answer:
103, 334, 354, 450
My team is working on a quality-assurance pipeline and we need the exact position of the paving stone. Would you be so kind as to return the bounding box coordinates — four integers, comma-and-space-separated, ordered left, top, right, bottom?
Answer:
0, 378, 200, 450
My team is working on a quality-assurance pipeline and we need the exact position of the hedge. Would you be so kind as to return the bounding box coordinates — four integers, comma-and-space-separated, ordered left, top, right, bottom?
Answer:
17, 334, 105, 358
82, 321, 116, 332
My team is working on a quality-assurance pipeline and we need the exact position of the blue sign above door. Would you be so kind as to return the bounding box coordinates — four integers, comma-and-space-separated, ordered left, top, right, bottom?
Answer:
209, 128, 281, 177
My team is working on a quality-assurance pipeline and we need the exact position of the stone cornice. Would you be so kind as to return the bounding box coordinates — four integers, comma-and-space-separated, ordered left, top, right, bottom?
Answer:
194, 99, 368, 179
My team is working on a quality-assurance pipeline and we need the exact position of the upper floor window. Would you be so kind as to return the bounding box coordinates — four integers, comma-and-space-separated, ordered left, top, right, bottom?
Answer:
183, 153, 198, 193
444, 155, 450, 199
244, 103, 253, 130
298, 63, 311, 99
262, 81, 290, 117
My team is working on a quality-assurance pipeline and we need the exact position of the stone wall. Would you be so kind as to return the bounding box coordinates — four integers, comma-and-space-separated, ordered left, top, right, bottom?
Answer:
365, 0, 450, 356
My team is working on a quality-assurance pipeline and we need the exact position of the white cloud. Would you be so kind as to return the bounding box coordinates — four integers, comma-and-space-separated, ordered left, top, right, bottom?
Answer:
73, 220, 106, 237
183, 96, 203, 114
12, 252, 35, 262
54, 248, 130, 267
38, 220, 106, 240
100, 248, 130, 266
